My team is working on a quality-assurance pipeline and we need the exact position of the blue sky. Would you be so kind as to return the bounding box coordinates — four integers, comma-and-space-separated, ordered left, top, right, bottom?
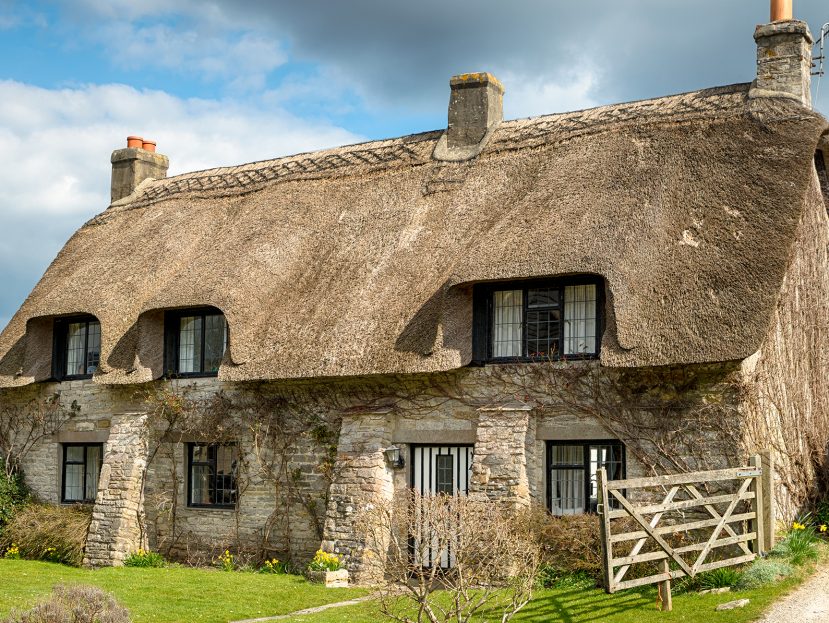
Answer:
1, 0, 828, 330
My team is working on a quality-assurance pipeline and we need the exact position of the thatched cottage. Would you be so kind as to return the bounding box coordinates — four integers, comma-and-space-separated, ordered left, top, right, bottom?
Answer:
1, 7, 828, 582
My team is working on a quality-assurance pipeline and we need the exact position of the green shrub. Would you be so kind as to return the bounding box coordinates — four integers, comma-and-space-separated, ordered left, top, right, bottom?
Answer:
0, 503, 91, 566
697, 567, 742, 590
770, 524, 820, 566
124, 549, 166, 568
0, 464, 30, 535
3, 584, 131, 623
735, 558, 795, 590
536, 564, 595, 589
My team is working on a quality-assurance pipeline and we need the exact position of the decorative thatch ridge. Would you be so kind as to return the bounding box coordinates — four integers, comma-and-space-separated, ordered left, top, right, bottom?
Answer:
0, 83, 826, 386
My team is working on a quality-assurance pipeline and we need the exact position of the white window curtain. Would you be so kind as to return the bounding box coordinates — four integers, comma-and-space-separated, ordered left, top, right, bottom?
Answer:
66, 323, 85, 376
85, 445, 101, 501
550, 445, 585, 515
563, 284, 597, 355
492, 290, 523, 357
178, 316, 202, 373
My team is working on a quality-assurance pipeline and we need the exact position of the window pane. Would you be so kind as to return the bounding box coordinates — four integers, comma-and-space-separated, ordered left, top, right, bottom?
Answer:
85, 446, 101, 501
551, 468, 585, 515
86, 321, 101, 375
192, 444, 210, 463
551, 445, 584, 467
178, 316, 203, 373
204, 315, 227, 373
435, 454, 454, 494
65, 323, 86, 376
589, 444, 624, 510
66, 446, 84, 462
526, 309, 560, 358
563, 284, 597, 355
492, 290, 523, 357
528, 288, 559, 309
64, 464, 84, 501
215, 445, 238, 506
190, 464, 212, 505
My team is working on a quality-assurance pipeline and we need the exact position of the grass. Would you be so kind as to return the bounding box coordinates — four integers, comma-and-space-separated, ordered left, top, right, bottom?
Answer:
0, 560, 368, 623
272, 575, 805, 623
0, 543, 824, 623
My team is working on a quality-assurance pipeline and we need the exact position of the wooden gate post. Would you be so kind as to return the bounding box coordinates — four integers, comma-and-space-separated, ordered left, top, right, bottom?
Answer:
759, 450, 776, 551
658, 559, 672, 612
749, 454, 765, 556
596, 467, 614, 592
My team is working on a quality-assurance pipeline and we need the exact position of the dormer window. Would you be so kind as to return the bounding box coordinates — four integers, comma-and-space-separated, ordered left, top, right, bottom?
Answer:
472, 278, 601, 362
164, 308, 228, 377
53, 315, 101, 380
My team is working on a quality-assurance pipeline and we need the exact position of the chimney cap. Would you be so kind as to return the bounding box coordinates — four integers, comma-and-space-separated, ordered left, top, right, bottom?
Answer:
450, 72, 504, 93
126, 136, 144, 148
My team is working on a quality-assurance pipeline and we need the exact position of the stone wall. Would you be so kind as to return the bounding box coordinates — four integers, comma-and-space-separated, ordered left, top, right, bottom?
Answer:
741, 170, 829, 520
1, 360, 758, 576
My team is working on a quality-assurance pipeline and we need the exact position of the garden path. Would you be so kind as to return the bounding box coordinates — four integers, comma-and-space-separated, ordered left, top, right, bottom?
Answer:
757, 564, 829, 623
230, 595, 374, 623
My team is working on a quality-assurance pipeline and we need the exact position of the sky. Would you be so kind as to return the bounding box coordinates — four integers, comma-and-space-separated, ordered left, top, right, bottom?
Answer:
0, 0, 828, 330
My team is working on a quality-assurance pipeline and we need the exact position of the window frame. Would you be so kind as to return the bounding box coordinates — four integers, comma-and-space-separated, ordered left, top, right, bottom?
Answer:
545, 439, 625, 515
52, 315, 101, 381
186, 442, 239, 510
163, 307, 228, 378
472, 276, 603, 364
61, 442, 103, 504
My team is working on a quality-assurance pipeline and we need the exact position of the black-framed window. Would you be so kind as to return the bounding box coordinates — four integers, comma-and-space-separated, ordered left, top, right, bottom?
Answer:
53, 316, 101, 380
61, 443, 103, 503
164, 308, 228, 377
187, 443, 238, 509
546, 440, 625, 515
472, 278, 602, 363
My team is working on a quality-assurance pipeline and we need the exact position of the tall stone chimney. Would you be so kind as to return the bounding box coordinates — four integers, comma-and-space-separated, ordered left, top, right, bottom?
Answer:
110, 136, 169, 203
434, 72, 504, 161
751, 1, 813, 107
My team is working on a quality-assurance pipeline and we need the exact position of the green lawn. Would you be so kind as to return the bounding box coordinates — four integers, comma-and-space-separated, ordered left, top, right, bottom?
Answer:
0, 558, 817, 623
276, 575, 804, 623
0, 560, 367, 622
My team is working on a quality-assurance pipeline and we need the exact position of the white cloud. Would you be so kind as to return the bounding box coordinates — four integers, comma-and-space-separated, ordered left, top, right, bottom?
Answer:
500, 66, 600, 120
0, 79, 361, 324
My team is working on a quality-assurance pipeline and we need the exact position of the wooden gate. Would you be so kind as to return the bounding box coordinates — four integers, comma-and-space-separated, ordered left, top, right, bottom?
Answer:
597, 454, 772, 605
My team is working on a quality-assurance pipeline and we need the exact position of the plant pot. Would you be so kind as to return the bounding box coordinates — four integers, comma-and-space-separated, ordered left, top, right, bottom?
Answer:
307, 568, 349, 587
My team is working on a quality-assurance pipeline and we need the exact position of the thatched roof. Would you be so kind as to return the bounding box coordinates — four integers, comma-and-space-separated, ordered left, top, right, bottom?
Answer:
1, 83, 827, 386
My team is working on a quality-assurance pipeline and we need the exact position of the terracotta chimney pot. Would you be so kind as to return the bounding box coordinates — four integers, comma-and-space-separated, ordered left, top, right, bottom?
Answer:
142, 140, 157, 152
126, 136, 144, 149
771, 0, 792, 22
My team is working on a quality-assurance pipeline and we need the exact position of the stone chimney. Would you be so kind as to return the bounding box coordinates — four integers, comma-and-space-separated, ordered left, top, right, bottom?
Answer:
434, 72, 504, 161
110, 136, 169, 203
751, 1, 813, 107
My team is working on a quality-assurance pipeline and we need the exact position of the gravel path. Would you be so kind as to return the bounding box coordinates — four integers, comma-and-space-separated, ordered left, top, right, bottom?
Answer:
757, 565, 829, 623
230, 595, 374, 623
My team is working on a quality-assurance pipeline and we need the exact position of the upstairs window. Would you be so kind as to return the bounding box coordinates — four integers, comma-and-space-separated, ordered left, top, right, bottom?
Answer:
164, 308, 228, 377
473, 278, 601, 362
53, 316, 101, 380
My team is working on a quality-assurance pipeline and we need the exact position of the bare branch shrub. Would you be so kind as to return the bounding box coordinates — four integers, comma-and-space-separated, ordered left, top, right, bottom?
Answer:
3, 585, 130, 623
0, 503, 92, 566
0, 396, 77, 479
357, 490, 541, 623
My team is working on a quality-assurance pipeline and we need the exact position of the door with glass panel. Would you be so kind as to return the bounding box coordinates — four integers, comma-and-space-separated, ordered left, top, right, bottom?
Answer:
410, 445, 473, 568
546, 441, 625, 515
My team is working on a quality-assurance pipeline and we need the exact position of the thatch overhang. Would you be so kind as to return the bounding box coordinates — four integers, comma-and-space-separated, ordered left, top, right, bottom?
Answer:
0, 83, 827, 387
